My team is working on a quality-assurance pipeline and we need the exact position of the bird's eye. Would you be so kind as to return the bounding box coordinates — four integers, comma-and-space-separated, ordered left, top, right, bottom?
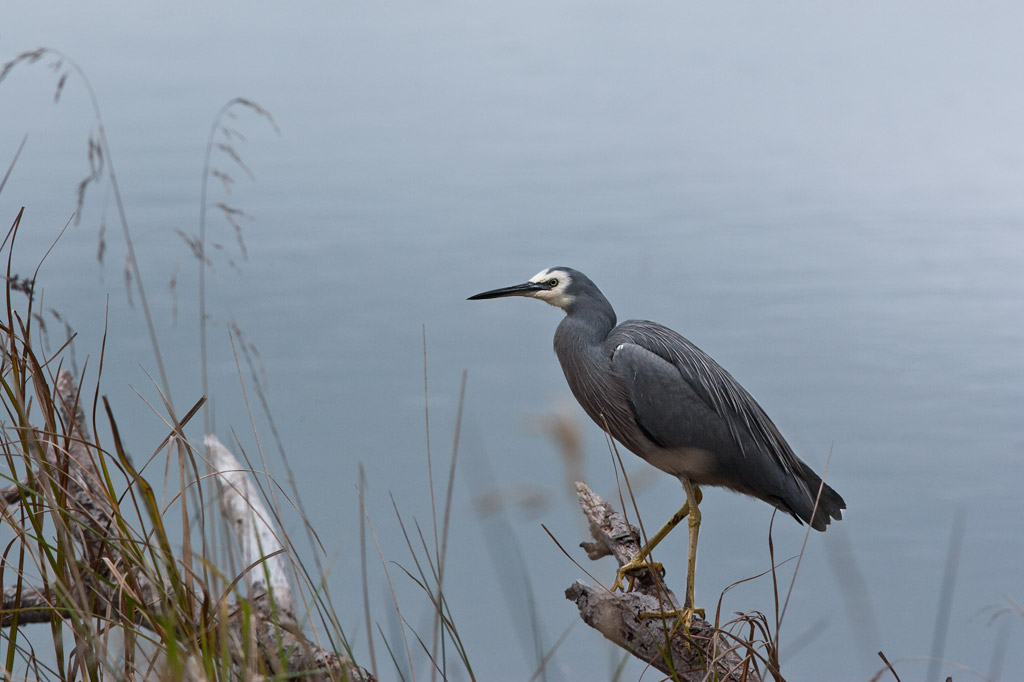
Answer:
547, 278, 559, 288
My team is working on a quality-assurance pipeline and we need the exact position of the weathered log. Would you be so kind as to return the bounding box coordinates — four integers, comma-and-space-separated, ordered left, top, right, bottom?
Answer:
566, 482, 764, 682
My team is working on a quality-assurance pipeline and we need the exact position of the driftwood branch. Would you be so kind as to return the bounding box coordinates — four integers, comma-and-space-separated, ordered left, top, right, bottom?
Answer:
1, 585, 56, 626
56, 370, 164, 615
208, 434, 372, 681
207, 434, 291, 610
1, 371, 164, 625
566, 482, 764, 682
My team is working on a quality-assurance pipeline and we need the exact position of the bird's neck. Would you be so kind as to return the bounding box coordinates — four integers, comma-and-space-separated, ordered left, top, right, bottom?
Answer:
552, 297, 619, 432
569, 290, 616, 330
555, 295, 617, 352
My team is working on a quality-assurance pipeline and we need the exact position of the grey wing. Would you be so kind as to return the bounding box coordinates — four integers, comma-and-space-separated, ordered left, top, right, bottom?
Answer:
607, 321, 804, 482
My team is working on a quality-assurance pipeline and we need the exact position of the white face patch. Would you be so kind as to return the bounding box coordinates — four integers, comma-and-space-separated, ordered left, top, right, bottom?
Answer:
527, 268, 575, 309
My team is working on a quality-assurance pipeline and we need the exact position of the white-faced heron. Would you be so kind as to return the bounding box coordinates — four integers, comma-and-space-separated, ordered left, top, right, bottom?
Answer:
469, 267, 845, 625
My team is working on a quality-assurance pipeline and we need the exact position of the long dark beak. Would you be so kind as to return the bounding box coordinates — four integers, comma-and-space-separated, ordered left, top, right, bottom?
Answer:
467, 281, 547, 300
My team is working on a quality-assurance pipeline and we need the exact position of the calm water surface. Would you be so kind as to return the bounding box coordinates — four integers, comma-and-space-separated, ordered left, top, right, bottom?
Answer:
2, 2, 1023, 679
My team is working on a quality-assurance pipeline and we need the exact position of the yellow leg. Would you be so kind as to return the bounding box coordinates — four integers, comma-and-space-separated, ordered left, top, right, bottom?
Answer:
632, 480, 705, 631
680, 478, 704, 627
612, 485, 703, 594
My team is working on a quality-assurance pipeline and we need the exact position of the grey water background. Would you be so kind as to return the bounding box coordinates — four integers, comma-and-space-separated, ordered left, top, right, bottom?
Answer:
3, 1, 1023, 679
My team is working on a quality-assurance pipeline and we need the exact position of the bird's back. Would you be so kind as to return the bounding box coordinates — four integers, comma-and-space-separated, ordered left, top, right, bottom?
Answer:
599, 320, 844, 530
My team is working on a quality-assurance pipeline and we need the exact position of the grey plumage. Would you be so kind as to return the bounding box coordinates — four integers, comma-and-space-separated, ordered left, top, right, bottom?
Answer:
469, 266, 845, 531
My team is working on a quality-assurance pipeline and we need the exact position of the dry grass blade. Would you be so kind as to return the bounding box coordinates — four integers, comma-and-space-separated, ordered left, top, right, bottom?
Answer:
875, 650, 902, 682
0, 134, 27, 196
926, 509, 967, 682
361, 498, 416, 682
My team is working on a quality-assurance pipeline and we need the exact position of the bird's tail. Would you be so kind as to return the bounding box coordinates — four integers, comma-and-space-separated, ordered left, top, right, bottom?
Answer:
796, 461, 846, 531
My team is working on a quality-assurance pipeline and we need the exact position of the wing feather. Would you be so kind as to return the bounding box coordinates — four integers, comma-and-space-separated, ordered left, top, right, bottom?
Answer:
607, 320, 802, 480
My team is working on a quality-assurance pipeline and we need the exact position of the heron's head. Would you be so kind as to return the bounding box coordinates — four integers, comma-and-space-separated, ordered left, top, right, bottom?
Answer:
468, 267, 579, 311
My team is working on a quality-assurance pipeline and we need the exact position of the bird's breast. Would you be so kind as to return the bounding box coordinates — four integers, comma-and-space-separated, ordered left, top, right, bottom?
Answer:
554, 337, 644, 452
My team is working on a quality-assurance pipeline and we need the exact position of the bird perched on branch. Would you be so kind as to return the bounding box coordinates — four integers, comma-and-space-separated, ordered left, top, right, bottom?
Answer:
469, 266, 845, 626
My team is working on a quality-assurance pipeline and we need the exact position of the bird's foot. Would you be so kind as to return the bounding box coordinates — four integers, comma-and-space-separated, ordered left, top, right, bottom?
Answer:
639, 604, 706, 631
611, 558, 664, 592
